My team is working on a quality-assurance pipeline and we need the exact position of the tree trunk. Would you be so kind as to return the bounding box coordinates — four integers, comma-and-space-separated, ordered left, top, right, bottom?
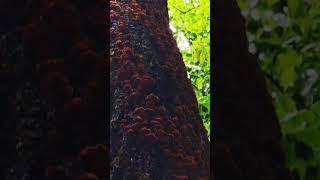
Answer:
110, 0, 210, 179
213, 0, 292, 179
1, 0, 107, 179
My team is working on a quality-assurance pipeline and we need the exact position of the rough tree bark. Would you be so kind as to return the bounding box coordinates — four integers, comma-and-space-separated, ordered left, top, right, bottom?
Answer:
1, 0, 107, 179
110, 0, 210, 179
213, 0, 292, 179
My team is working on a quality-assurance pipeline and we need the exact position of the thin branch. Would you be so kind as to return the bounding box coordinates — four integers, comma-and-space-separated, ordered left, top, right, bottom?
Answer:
172, 5, 199, 14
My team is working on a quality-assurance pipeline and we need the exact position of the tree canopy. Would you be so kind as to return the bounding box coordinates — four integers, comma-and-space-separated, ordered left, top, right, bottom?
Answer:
168, 0, 210, 137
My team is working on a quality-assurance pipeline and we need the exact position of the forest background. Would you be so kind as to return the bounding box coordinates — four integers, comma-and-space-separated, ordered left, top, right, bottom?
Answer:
169, 0, 320, 179
168, 0, 210, 138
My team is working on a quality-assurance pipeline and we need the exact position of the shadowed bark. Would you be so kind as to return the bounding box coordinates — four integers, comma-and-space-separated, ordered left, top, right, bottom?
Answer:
1, 0, 107, 179
110, 0, 210, 179
0, 0, 25, 177
213, 0, 292, 179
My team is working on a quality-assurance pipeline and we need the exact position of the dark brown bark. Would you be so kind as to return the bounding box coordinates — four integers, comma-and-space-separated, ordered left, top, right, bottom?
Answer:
110, 0, 210, 179
1, 0, 107, 179
213, 0, 291, 179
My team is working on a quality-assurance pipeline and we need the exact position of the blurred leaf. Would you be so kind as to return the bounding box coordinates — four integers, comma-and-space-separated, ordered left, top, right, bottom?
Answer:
288, 0, 299, 17
275, 49, 302, 90
275, 93, 296, 120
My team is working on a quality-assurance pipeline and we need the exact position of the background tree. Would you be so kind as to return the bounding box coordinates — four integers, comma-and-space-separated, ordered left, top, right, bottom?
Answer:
1, 0, 107, 179
213, 0, 292, 179
110, 0, 210, 179
237, 0, 320, 179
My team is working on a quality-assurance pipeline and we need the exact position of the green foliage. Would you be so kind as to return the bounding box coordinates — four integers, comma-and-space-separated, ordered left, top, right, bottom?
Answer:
167, 0, 210, 138
237, 0, 320, 179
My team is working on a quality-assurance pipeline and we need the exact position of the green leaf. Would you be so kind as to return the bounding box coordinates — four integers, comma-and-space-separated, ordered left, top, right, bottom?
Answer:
276, 49, 302, 90
282, 110, 315, 133
275, 93, 296, 120
288, 0, 299, 17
